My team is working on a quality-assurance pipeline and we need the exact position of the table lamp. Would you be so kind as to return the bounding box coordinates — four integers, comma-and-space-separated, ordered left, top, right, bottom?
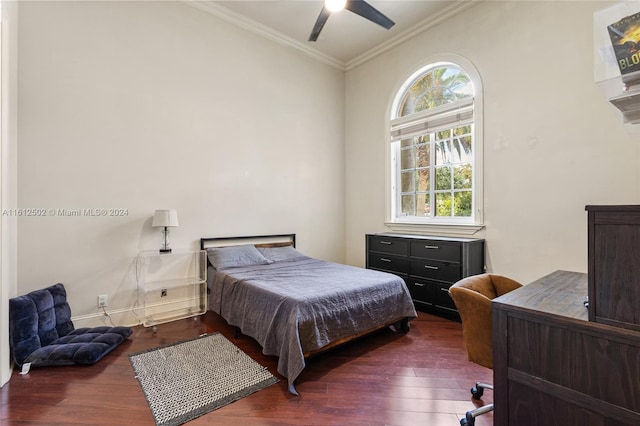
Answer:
152, 209, 179, 253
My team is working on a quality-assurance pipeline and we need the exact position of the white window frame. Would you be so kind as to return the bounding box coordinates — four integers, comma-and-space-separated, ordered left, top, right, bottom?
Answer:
385, 55, 484, 236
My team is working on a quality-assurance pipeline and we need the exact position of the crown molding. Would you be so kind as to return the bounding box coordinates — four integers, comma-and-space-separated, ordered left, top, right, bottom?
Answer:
345, 0, 481, 71
183, 1, 480, 73
183, 1, 346, 71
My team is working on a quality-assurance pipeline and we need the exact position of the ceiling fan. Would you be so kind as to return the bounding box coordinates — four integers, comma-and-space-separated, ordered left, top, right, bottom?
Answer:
308, 0, 395, 42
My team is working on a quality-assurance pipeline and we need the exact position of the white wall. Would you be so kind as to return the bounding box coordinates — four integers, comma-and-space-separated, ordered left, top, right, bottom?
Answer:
345, 0, 639, 284
17, 1, 345, 326
1, 0, 19, 387
15, 0, 640, 331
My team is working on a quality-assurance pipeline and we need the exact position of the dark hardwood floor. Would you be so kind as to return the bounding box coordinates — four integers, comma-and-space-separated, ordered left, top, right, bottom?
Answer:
0, 311, 493, 425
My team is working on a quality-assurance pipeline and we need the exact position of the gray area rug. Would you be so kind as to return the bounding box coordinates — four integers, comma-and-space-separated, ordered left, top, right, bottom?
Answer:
129, 332, 279, 426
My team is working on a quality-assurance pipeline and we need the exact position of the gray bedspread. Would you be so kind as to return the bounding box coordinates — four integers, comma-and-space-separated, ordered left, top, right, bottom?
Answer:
208, 256, 417, 394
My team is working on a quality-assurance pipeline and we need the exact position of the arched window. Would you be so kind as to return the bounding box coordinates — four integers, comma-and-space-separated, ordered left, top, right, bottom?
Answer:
389, 59, 483, 230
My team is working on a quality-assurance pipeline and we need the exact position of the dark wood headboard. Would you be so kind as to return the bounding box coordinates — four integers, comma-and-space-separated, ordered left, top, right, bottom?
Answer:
200, 234, 296, 250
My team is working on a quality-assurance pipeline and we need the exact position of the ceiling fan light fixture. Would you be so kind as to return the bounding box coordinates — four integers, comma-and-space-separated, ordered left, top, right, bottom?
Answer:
325, 0, 347, 12
309, 0, 394, 42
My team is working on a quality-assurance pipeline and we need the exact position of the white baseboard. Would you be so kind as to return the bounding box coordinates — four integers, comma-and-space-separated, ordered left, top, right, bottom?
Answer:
72, 297, 206, 329
72, 306, 144, 329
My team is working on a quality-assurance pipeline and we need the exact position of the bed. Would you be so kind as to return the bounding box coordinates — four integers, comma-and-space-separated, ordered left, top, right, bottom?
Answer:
200, 234, 417, 394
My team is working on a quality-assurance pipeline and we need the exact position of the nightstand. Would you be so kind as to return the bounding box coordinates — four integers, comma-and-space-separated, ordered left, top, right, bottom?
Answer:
136, 250, 207, 331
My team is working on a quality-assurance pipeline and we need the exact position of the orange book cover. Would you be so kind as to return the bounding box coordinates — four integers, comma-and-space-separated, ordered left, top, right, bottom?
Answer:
608, 11, 640, 77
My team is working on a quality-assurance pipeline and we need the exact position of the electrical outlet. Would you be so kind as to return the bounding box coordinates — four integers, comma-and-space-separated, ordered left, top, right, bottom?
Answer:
98, 294, 108, 308
161, 289, 167, 297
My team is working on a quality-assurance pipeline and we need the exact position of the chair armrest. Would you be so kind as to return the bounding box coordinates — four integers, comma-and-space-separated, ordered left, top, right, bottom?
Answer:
492, 275, 523, 297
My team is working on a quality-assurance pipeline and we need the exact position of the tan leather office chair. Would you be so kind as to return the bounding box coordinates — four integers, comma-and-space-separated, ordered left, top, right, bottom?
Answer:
449, 273, 523, 426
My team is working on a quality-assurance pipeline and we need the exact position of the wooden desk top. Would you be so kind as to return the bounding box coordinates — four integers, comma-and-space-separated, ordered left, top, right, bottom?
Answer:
492, 270, 588, 321
493, 270, 640, 344
492, 270, 640, 425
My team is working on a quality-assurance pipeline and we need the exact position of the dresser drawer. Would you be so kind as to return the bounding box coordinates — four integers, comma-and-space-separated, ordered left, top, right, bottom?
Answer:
406, 279, 435, 307
410, 240, 461, 262
409, 260, 460, 283
368, 236, 409, 256
368, 254, 408, 275
434, 283, 458, 312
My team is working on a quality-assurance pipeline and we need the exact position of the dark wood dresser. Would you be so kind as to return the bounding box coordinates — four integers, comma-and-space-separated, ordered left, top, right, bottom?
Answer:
492, 270, 640, 425
365, 233, 484, 317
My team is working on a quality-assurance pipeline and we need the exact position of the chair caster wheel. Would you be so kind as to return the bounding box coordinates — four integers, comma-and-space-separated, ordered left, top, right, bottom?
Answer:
460, 417, 474, 426
460, 413, 475, 426
471, 385, 484, 399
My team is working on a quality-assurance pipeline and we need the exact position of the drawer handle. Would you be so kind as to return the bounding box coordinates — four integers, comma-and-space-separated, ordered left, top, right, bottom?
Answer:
424, 245, 439, 249
424, 265, 439, 270
380, 258, 392, 263
379, 241, 392, 245
414, 283, 426, 287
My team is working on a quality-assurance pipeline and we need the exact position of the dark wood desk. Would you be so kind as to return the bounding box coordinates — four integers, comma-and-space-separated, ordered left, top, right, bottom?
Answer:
492, 270, 640, 425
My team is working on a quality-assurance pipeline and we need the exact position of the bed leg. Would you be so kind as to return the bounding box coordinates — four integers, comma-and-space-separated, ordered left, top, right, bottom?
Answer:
400, 317, 410, 333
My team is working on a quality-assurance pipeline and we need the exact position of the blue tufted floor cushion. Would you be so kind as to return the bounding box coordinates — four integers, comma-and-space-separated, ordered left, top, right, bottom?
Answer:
9, 283, 132, 368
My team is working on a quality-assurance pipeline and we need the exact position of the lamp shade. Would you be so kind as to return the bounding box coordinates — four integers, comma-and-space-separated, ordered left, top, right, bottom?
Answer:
152, 210, 179, 227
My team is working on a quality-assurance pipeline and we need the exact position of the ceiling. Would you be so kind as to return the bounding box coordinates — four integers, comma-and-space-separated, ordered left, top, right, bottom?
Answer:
190, 1, 477, 70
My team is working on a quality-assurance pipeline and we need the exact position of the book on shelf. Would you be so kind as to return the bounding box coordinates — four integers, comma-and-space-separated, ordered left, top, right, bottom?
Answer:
607, 11, 640, 85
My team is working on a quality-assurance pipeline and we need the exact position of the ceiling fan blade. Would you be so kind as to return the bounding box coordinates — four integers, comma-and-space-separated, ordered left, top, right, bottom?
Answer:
309, 6, 332, 42
345, 0, 395, 30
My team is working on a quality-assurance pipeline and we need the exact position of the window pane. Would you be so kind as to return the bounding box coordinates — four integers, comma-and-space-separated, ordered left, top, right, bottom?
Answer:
452, 125, 473, 163
401, 171, 415, 192
401, 195, 415, 216
454, 125, 471, 135
454, 191, 472, 217
435, 166, 451, 190
416, 193, 430, 217
453, 164, 472, 189
435, 192, 452, 217
435, 141, 451, 165
452, 135, 472, 163
400, 147, 415, 170
436, 129, 451, 140
400, 138, 414, 148
416, 143, 430, 168
417, 168, 430, 191
399, 66, 473, 116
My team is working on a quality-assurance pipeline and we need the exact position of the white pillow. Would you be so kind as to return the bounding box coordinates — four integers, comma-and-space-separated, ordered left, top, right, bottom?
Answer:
207, 244, 272, 270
